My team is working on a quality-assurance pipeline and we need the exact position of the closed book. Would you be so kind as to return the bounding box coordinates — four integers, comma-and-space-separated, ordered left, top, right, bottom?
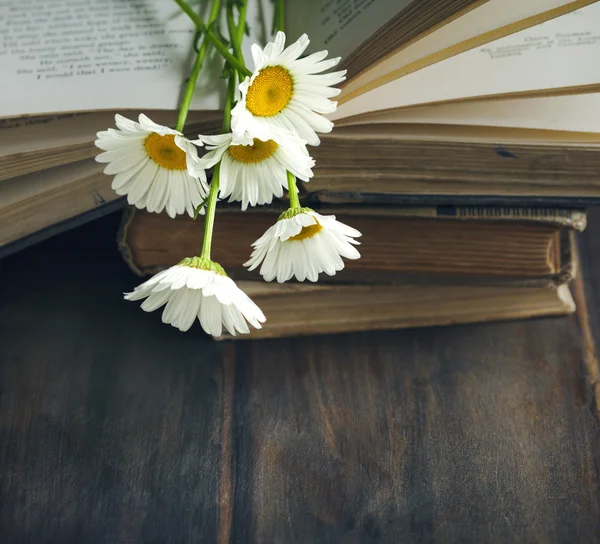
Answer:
118, 205, 584, 287
215, 280, 576, 340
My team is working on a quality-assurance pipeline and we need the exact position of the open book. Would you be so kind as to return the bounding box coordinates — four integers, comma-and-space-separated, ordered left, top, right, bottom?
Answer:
1, 0, 599, 253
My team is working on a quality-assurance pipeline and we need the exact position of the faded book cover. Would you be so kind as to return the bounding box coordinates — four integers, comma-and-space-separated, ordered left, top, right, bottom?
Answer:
214, 280, 576, 340
117, 205, 584, 287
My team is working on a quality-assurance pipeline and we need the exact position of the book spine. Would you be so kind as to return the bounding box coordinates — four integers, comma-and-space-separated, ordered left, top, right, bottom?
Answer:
116, 206, 146, 277
304, 194, 588, 230
442, 206, 587, 231
306, 190, 595, 226
555, 230, 577, 286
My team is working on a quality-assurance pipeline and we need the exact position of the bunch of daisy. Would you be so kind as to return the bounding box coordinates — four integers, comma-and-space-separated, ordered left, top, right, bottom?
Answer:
95, 0, 361, 336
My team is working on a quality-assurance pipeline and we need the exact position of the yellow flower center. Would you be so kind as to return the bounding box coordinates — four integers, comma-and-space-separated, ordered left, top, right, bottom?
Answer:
288, 221, 323, 241
228, 139, 279, 164
246, 66, 294, 117
144, 133, 187, 170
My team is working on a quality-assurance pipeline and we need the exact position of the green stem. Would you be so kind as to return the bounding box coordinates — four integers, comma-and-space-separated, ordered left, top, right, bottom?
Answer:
199, 74, 237, 259
175, 36, 206, 131
221, 68, 237, 132
286, 171, 301, 210
200, 163, 220, 259
226, 3, 237, 52
175, 0, 221, 131
226, 2, 244, 64
275, 0, 285, 33
236, 0, 248, 53
174, 0, 251, 78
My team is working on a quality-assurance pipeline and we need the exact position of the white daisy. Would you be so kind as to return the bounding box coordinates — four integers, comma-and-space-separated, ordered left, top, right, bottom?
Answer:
125, 257, 266, 336
189, 130, 314, 210
95, 114, 209, 218
231, 31, 346, 146
245, 208, 361, 283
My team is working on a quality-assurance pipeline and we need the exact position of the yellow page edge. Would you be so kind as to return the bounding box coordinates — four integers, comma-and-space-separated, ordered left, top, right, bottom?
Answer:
339, 0, 598, 106
340, 0, 489, 90
337, 84, 600, 124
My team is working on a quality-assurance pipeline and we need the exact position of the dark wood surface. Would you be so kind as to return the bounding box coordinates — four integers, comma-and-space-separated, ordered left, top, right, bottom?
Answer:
1, 211, 600, 543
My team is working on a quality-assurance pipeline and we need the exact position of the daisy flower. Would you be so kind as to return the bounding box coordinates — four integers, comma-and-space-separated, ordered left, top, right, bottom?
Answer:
125, 257, 266, 336
245, 208, 361, 283
189, 130, 314, 210
95, 114, 208, 218
231, 31, 346, 146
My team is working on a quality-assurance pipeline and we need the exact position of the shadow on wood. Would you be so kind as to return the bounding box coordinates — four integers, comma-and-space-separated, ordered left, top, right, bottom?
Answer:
0, 211, 599, 543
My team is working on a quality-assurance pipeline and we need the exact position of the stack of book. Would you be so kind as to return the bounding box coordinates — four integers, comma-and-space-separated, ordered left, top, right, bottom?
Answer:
2, 0, 599, 339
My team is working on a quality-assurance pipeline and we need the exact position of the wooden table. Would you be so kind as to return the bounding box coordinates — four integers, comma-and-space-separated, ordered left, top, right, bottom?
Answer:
1, 210, 599, 543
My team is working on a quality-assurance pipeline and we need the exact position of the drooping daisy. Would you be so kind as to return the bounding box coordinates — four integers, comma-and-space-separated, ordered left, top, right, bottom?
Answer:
125, 257, 266, 336
245, 208, 361, 283
189, 130, 314, 210
231, 31, 346, 147
95, 114, 208, 218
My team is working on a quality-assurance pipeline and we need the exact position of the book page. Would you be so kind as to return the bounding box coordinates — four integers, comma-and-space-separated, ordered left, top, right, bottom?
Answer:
340, 0, 592, 100
327, 122, 600, 146
0, 158, 102, 208
333, 2, 600, 120
0, 159, 120, 249
0, 110, 221, 160
336, 93, 600, 134
285, 0, 410, 59
0, 0, 272, 117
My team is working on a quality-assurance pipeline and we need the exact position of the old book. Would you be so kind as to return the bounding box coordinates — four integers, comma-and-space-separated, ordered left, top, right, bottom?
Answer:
118, 206, 585, 286
0, 160, 116, 256
215, 280, 577, 340
2, 1, 590, 118
1, 0, 599, 240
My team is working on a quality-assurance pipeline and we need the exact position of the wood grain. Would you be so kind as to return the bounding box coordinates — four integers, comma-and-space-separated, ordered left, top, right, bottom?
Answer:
230, 322, 600, 543
574, 208, 600, 417
1, 211, 600, 542
0, 215, 224, 543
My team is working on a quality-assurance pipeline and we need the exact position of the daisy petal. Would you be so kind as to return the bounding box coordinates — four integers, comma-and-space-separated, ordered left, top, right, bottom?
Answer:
231, 31, 344, 146
125, 262, 265, 336
245, 209, 361, 283
95, 114, 202, 218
